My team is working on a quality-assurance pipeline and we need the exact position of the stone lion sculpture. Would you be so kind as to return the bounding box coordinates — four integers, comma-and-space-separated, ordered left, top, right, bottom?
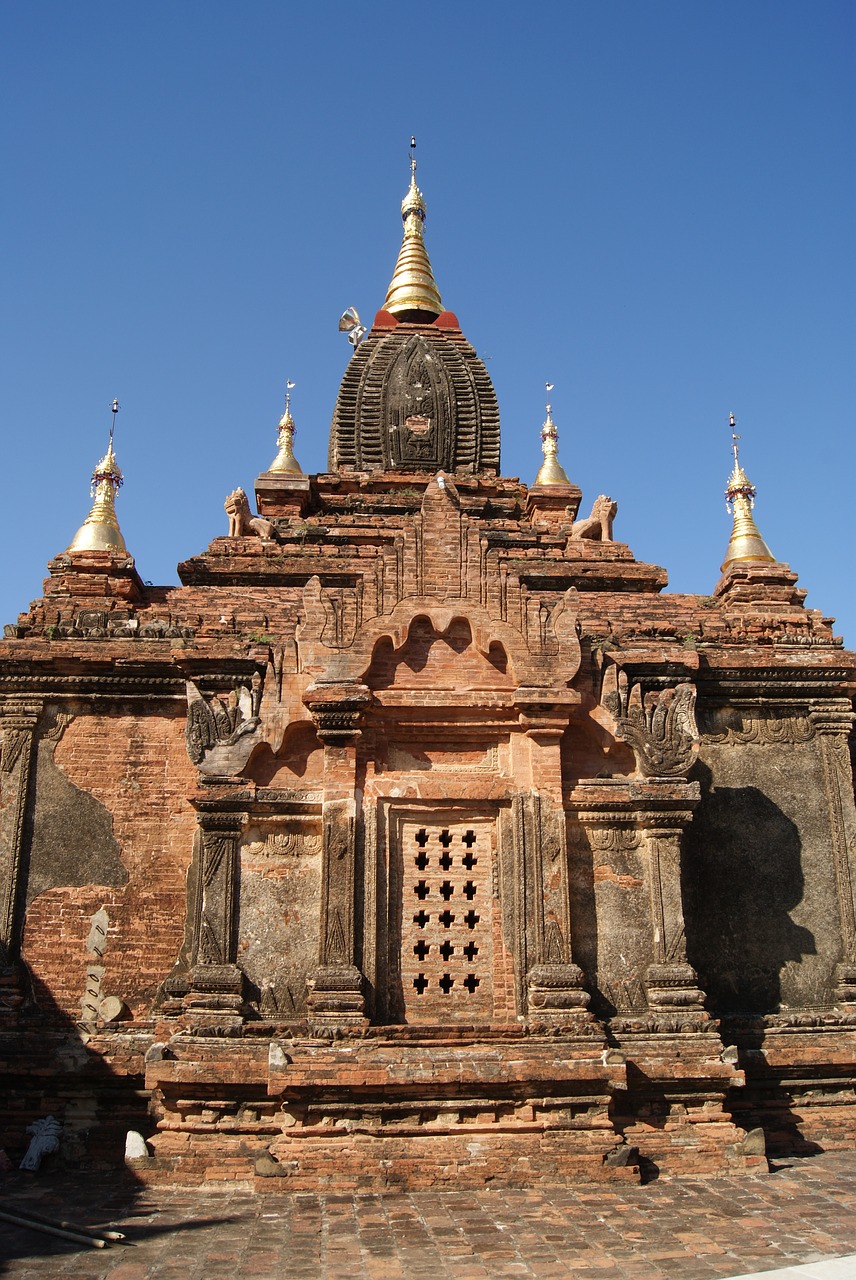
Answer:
570, 494, 617, 542
224, 488, 275, 540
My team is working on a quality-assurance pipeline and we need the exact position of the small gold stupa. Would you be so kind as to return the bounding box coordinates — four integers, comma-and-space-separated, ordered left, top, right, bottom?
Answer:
533, 386, 571, 486
382, 138, 444, 321
267, 384, 303, 474
66, 400, 128, 554
721, 412, 775, 572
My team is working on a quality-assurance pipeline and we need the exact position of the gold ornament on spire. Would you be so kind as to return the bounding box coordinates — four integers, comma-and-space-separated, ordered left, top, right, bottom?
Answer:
534, 383, 571, 485
267, 380, 303, 474
382, 136, 444, 320
67, 399, 128, 554
721, 412, 775, 571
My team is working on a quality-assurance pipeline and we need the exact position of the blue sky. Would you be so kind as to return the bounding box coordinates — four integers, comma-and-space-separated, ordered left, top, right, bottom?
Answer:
2, 3, 854, 642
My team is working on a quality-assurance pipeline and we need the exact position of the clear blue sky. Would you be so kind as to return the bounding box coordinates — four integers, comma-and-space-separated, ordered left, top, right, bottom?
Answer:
2, 3, 854, 641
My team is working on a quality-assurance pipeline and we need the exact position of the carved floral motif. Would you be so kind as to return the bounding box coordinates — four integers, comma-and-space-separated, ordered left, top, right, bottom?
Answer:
601, 667, 698, 778
242, 829, 322, 859
699, 706, 815, 745
185, 681, 261, 766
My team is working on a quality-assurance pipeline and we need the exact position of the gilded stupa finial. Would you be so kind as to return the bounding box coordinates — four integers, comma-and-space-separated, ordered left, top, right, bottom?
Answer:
721, 411, 776, 571
66, 399, 129, 554
267, 380, 303, 474
382, 136, 444, 320
533, 383, 571, 485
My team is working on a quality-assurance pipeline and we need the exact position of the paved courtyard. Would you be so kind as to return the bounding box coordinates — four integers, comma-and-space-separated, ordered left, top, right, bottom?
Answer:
2, 1151, 856, 1279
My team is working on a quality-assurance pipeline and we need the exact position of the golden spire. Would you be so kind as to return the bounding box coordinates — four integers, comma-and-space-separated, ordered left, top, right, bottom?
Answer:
267, 380, 303, 474
67, 399, 128, 554
721, 412, 776, 571
534, 384, 571, 485
382, 137, 444, 320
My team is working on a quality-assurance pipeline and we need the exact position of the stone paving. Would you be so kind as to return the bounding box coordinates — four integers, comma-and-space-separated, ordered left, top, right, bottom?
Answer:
1, 1151, 856, 1279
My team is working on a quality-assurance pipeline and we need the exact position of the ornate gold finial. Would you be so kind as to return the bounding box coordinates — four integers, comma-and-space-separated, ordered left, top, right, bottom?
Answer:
382, 136, 444, 320
267, 380, 303, 474
67, 399, 128, 553
534, 383, 571, 485
721, 411, 776, 571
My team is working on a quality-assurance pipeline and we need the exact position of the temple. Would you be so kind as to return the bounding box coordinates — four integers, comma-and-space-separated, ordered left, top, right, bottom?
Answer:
1, 149, 855, 1189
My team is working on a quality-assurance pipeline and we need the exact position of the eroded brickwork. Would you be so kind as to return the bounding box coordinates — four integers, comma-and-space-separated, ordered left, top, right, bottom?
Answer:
1, 306, 855, 1188
21, 710, 197, 1022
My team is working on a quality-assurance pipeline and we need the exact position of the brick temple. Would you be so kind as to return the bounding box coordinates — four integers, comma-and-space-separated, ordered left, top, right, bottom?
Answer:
2, 151, 855, 1188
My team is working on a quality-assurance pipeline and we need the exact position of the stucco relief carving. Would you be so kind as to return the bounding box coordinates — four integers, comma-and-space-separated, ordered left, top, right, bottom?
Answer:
242, 829, 323, 859
699, 706, 815, 745
600, 666, 698, 778
523, 588, 582, 664
300, 578, 361, 650
1, 728, 28, 775
185, 679, 262, 773
585, 825, 642, 853
198, 832, 233, 967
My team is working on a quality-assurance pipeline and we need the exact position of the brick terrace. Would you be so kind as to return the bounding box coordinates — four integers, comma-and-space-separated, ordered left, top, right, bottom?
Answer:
3, 1150, 856, 1278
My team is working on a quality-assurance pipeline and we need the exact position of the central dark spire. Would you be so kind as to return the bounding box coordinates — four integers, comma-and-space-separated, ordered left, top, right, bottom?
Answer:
328, 146, 500, 476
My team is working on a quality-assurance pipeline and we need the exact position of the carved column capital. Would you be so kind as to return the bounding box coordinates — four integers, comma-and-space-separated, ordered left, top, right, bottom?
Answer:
515, 687, 580, 738
568, 779, 700, 832
0, 700, 44, 774
809, 702, 854, 738
0, 698, 44, 724
196, 810, 247, 836
304, 681, 371, 744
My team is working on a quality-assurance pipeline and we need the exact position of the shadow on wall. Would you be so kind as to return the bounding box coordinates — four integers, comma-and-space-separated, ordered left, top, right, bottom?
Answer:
683, 761, 816, 1015
0, 963, 157, 1261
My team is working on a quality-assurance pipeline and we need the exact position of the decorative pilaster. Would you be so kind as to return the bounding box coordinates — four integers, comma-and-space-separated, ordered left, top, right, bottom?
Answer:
812, 704, 856, 1008
522, 798, 593, 1029
569, 780, 709, 1029
641, 819, 707, 1017
185, 811, 245, 1033
0, 701, 43, 992
304, 682, 371, 1030
515, 704, 593, 1026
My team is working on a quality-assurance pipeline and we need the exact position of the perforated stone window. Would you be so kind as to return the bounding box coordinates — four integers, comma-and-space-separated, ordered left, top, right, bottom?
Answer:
399, 821, 494, 1023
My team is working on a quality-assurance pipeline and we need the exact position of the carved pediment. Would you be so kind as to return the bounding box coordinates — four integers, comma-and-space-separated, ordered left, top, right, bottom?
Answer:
298, 582, 581, 693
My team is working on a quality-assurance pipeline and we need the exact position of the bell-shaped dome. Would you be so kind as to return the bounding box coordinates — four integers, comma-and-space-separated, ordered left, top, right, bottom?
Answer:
329, 319, 500, 475
329, 146, 500, 475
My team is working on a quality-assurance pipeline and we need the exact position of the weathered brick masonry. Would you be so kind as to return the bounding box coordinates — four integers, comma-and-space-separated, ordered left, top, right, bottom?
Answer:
1, 160, 854, 1187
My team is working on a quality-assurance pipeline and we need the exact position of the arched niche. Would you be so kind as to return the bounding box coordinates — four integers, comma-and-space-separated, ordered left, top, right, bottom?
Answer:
365, 614, 515, 693
561, 717, 635, 786
244, 721, 324, 787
